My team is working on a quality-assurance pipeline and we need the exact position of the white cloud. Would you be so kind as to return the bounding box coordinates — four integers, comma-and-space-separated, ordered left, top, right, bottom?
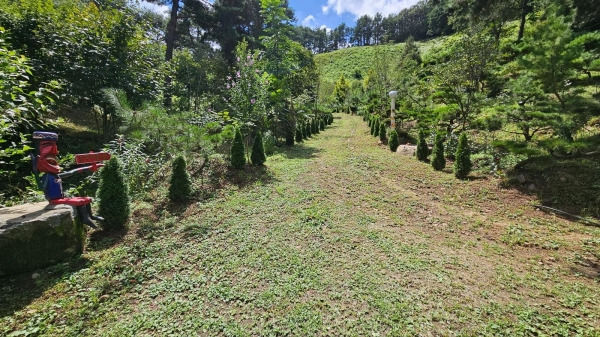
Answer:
133, 0, 170, 17
321, 0, 420, 18
301, 15, 316, 27
320, 25, 332, 33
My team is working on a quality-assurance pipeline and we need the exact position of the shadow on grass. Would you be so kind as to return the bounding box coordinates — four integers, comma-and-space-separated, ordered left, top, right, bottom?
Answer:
276, 143, 322, 160
228, 164, 276, 189
0, 256, 89, 318
87, 227, 128, 252
505, 154, 600, 219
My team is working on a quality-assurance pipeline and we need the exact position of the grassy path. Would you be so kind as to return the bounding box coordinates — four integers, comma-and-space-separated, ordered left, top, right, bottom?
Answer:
2, 114, 600, 336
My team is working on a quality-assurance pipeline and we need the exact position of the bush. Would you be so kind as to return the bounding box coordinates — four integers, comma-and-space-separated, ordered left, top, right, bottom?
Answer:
285, 128, 294, 146
370, 121, 376, 135
97, 157, 130, 230
296, 127, 303, 143
431, 133, 446, 171
374, 120, 380, 137
320, 119, 325, 131
368, 116, 373, 128
305, 121, 312, 137
231, 127, 246, 169
416, 130, 429, 162
454, 133, 472, 179
389, 130, 399, 152
379, 123, 386, 142
264, 131, 277, 155
312, 119, 319, 134
169, 155, 192, 203
251, 131, 266, 165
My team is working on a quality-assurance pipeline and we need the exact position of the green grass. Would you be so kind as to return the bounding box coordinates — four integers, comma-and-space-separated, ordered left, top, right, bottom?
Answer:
1, 114, 600, 336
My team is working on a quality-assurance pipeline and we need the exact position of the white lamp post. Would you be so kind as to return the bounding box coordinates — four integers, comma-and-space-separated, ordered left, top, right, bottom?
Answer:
388, 91, 398, 128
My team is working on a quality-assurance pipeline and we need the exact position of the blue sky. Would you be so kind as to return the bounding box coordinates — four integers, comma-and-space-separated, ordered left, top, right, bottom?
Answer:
137, 0, 421, 30
292, 0, 420, 30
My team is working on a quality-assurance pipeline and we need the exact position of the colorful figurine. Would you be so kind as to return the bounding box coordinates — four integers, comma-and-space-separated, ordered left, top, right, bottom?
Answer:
32, 131, 110, 228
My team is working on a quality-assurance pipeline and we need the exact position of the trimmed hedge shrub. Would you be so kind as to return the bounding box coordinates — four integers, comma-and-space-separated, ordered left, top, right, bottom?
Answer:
231, 127, 246, 169
454, 133, 472, 179
389, 130, 399, 152
97, 157, 130, 230
374, 120, 380, 137
416, 129, 429, 162
251, 131, 266, 165
379, 123, 386, 142
431, 133, 446, 171
169, 155, 191, 203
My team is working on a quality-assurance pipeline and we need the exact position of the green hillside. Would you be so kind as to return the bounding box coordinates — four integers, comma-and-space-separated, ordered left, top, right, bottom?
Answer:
315, 37, 448, 84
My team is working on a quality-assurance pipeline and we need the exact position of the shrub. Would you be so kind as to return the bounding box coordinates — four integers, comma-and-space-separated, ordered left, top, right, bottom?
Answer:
231, 127, 246, 169
368, 116, 373, 128
296, 127, 303, 143
454, 133, 472, 179
389, 130, 399, 152
264, 131, 277, 155
416, 129, 429, 162
379, 123, 386, 142
305, 121, 312, 137
251, 131, 266, 165
320, 119, 325, 131
370, 121, 375, 135
431, 133, 446, 171
374, 120, 380, 137
169, 155, 192, 203
285, 128, 294, 146
312, 119, 319, 134
328, 114, 333, 125
97, 157, 130, 230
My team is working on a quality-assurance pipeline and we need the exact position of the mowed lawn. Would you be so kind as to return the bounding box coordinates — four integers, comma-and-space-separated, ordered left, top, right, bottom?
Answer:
2, 114, 599, 336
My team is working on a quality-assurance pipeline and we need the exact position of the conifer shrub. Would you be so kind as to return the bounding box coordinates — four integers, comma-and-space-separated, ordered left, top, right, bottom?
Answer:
379, 123, 386, 142
301, 123, 307, 139
454, 133, 472, 179
389, 130, 399, 152
251, 131, 266, 165
374, 120, 380, 137
169, 155, 192, 203
368, 116, 373, 128
329, 114, 333, 125
285, 128, 294, 146
320, 119, 325, 131
296, 127, 303, 143
305, 121, 312, 137
416, 129, 429, 162
312, 119, 319, 134
231, 127, 246, 169
431, 133, 446, 171
370, 120, 376, 135
97, 157, 130, 230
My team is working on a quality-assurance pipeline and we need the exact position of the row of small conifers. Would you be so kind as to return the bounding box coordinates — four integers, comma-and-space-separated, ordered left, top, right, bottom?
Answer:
363, 113, 472, 180
94, 113, 335, 231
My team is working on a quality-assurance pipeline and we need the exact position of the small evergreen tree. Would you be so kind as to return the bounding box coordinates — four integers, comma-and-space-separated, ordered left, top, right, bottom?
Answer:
231, 127, 246, 169
431, 133, 446, 171
312, 119, 319, 134
296, 127, 303, 143
416, 129, 429, 162
320, 119, 325, 131
368, 116, 373, 128
374, 120, 380, 137
379, 123, 386, 142
169, 155, 192, 203
97, 157, 130, 230
301, 123, 307, 139
389, 130, 399, 152
305, 121, 312, 137
328, 114, 333, 125
370, 120, 376, 135
285, 128, 294, 146
251, 131, 266, 165
454, 133, 472, 179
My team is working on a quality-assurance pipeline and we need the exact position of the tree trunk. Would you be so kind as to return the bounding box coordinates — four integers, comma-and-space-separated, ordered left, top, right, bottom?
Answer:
517, 0, 530, 42
164, 0, 179, 108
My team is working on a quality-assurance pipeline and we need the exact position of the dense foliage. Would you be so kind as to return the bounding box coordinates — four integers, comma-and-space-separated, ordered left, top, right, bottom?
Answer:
97, 157, 130, 230
169, 155, 192, 202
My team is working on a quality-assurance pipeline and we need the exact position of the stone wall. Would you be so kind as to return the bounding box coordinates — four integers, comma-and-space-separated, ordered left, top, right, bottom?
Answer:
0, 202, 85, 276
